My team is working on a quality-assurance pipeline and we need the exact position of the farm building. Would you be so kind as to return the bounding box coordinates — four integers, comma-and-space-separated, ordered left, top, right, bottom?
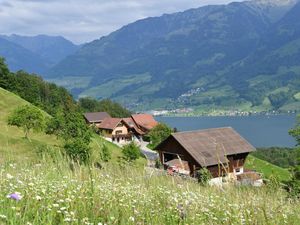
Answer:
98, 118, 133, 143
85, 112, 159, 144
83, 112, 111, 127
155, 127, 256, 179
131, 114, 158, 133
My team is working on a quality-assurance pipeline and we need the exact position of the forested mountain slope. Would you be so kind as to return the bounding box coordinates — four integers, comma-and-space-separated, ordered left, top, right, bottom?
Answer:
43, 1, 300, 111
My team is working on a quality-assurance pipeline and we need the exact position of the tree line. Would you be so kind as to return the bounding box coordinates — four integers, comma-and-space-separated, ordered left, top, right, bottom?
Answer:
0, 57, 133, 164
0, 57, 131, 118
252, 147, 300, 168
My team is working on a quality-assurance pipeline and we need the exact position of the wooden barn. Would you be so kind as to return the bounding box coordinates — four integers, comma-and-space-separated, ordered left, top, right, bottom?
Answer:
155, 127, 255, 178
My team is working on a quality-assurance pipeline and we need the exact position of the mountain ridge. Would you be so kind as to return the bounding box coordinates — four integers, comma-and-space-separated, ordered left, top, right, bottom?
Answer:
0, 34, 79, 73
0, 37, 48, 74
1, 34, 79, 67
46, 0, 300, 112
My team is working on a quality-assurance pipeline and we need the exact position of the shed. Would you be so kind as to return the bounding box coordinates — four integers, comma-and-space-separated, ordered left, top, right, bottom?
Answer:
155, 127, 255, 177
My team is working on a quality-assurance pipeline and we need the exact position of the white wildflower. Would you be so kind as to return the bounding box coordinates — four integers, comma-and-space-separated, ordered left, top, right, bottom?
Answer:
6, 173, 13, 179
0, 214, 7, 219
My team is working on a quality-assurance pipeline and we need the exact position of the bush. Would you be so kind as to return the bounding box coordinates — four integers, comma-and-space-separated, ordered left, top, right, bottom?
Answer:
64, 139, 91, 164
197, 168, 212, 185
267, 174, 281, 191
122, 142, 140, 162
100, 144, 111, 162
284, 177, 300, 198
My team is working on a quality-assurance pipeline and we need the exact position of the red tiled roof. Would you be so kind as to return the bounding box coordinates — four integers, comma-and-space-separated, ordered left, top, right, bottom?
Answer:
123, 117, 145, 135
131, 114, 158, 130
98, 118, 122, 130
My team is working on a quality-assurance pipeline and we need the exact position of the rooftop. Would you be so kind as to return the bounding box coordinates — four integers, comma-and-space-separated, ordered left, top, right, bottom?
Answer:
157, 127, 255, 167
131, 114, 158, 130
84, 112, 111, 123
98, 118, 123, 130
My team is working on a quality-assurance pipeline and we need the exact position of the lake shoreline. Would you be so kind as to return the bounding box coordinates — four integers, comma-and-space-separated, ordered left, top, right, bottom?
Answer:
156, 112, 298, 118
156, 115, 297, 147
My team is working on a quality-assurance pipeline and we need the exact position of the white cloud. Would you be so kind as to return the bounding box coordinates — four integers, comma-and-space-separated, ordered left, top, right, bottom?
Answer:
0, 0, 242, 44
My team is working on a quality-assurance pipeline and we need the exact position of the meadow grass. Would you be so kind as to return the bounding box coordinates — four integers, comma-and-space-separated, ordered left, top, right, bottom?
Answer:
0, 87, 60, 163
245, 155, 291, 181
0, 153, 300, 225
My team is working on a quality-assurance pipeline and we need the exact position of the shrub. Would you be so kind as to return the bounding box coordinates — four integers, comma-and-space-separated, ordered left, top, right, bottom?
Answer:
197, 168, 212, 185
122, 142, 140, 162
267, 174, 281, 191
100, 144, 111, 162
64, 139, 91, 164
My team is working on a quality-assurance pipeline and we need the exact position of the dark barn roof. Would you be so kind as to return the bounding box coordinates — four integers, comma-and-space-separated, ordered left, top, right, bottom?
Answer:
84, 112, 111, 123
156, 127, 255, 167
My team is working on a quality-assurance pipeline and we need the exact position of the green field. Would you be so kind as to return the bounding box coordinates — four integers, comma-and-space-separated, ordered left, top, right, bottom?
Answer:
79, 73, 151, 99
245, 155, 291, 181
0, 87, 59, 162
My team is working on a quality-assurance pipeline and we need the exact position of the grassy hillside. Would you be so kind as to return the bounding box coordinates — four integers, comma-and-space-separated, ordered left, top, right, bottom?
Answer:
0, 87, 146, 166
0, 87, 59, 162
245, 155, 291, 181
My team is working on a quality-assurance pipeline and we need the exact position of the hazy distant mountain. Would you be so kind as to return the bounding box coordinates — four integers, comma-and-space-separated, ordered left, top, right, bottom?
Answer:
42, 1, 300, 111
245, 0, 298, 22
0, 37, 47, 74
0, 34, 79, 67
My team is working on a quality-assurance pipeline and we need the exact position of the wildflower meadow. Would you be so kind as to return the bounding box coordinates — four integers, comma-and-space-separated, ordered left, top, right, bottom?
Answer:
1, 155, 300, 225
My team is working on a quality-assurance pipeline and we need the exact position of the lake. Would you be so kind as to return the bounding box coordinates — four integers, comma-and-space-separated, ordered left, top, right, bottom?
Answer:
156, 115, 298, 147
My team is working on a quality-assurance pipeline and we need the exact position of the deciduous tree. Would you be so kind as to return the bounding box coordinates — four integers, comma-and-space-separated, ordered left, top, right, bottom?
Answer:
8, 105, 45, 139
148, 123, 173, 148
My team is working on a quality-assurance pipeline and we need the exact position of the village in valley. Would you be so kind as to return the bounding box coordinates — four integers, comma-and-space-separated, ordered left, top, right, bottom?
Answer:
83, 111, 263, 186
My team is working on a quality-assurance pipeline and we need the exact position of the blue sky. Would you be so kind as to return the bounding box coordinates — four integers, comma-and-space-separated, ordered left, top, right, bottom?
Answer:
0, 0, 243, 44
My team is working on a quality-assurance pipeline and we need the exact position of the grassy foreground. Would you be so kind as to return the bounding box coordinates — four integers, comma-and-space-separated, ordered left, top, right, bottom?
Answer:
0, 156, 300, 225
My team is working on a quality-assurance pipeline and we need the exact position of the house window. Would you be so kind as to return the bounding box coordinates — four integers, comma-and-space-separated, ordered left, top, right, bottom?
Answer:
116, 130, 122, 135
117, 123, 123, 127
234, 167, 243, 174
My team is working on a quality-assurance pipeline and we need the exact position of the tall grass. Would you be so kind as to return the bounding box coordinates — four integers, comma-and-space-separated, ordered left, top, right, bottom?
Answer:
0, 151, 300, 225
